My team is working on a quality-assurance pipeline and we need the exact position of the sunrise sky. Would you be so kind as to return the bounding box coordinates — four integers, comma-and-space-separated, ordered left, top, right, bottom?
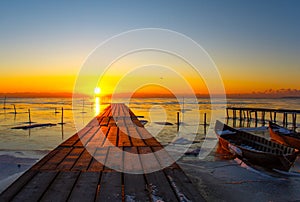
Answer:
0, 1, 299, 97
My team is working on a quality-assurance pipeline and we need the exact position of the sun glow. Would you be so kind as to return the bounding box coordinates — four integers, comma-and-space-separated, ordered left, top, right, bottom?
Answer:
94, 87, 101, 95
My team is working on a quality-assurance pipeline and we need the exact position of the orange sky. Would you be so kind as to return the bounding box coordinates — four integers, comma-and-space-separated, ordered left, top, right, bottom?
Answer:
0, 2, 299, 97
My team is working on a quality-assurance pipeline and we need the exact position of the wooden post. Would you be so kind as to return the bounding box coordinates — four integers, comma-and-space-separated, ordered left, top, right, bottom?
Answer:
28, 109, 31, 124
61, 107, 64, 124
13, 104, 17, 114
270, 112, 273, 122
233, 109, 236, 120
243, 110, 246, 120
177, 112, 180, 131
262, 111, 265, 125
274, 112, 277, 122
283, 113, 287, 127
246, 110, 249, 122
255, 111, 258, 123
204, 113, 207, 134
233, 117, 236, 128
226, 108, 229, 119
292, 113, 296, 131
239, 110, 242, 121
61, 123, 64, 140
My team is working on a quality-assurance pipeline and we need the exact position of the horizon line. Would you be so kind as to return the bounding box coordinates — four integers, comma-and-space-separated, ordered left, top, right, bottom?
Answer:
0, 91, 299, 99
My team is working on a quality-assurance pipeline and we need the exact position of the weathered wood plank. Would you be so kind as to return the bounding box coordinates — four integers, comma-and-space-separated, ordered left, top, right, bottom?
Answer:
145, 171, 178, 202
123, 147, 142, 174
164, 168, 205, 202
131, 118, 144, 127
96, 105, 111, 118
11, 171, 58, 202
100, 117, 110, 126
40, 171, 80, 201
31, 148, 61, 170
108, 118, 117, 127
60, 134, 79, 147
86, 117, 100, 127
74, 126, 99, 147
103, 126, 118, 147
68, 172, 101, 202
136, 127, 162, 147
88, 147, 108, 172
138, 147, 162, 173
104, 147, 123, 172
40, 147, 73, 170
152, 146, 179, 170
118, 127, 131, 147
124, 174, 149, 202
96, 172, 122, 202
56, 148, 84, 171
71, 150, 94, 171
129, 127, 146, 147
0, 170, 37, 201
86, 127, 108, 150
61, 126, 92, 147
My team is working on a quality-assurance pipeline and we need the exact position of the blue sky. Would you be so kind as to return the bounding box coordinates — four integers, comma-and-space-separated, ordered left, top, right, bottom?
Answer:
0, 0, 299, 93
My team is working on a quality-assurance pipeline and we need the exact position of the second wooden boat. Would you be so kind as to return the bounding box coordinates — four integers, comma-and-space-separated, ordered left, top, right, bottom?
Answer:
269, 121, 300, 149
215, 120, 299, 171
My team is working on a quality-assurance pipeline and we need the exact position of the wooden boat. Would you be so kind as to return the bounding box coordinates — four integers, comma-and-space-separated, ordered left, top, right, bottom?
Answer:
215, 120, 299, 171
269, 121, 300, 149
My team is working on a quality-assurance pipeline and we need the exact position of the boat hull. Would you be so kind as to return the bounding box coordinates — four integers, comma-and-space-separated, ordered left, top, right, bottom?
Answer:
215, 120, 299, 171
269, 122, 300, 149
218, 137, 297, 171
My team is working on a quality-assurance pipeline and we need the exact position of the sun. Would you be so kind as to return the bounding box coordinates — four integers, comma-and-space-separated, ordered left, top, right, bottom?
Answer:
94, 87, 101, 95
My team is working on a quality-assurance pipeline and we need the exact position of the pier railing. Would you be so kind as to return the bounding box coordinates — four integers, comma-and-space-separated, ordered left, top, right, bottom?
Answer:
226, 107, 299, 129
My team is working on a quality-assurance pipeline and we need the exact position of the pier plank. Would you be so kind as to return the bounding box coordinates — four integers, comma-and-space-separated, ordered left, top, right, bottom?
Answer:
136, 127, 162, 147
86, 128, 108, 151
124, 174, 149, 202
164, 168, 205, 201
88, 147, 108, 172
96, 172, 122, 202
103, 126, 118, 147
40, 147, 73, 170
118, 127, 131, 147
104, 146, 123, 172
0, 170, 37, 201
11, 171, 58, 202
123, 147, 143, 173
129, 127, 146, 146
71, 149, 94, 171
68, 172, 100, 202
56, 148, 84, 171
145, 171, 178, 202
74, 126, 99, 147
40, 171, 80, 201
139, 147, 162, 173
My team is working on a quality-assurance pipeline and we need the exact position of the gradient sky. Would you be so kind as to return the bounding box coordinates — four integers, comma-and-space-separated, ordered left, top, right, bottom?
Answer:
0, 0, 299, 95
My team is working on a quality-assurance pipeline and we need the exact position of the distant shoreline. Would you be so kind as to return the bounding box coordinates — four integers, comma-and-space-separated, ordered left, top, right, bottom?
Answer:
0, 92, 300, 99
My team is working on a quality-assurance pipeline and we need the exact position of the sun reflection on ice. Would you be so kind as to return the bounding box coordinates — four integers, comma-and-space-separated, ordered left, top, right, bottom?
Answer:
95, 97, 100, 116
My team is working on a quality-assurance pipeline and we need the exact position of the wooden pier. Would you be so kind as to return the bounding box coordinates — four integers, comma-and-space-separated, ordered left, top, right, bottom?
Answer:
227, 107, 300, 128
0, 103, 204, 202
